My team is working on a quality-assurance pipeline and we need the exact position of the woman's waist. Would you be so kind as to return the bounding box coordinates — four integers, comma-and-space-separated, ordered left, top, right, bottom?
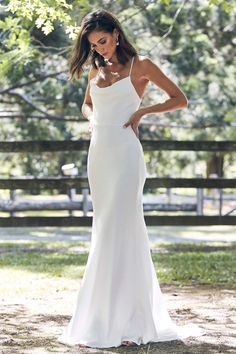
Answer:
92, 110, 135, 126
90, 124, 139, 144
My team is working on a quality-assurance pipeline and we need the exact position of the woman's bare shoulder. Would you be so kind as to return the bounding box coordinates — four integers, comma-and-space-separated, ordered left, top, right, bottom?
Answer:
134, 55, 153, 75
135, 54, 149, 62
88, 65, 99, 82
135, 55, 167, 81
134, 55, 154, 70
133, 55, 153, 82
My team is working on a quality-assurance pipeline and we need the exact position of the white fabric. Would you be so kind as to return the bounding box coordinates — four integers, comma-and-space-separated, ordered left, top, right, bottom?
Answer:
57, 57, 205, 348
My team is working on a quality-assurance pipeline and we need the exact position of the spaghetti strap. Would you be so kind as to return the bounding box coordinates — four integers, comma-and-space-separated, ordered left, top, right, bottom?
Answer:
129, 56, 135, 76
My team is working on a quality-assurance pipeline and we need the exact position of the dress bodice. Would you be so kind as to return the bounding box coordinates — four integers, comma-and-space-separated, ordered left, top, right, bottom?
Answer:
90, 56, 142, 126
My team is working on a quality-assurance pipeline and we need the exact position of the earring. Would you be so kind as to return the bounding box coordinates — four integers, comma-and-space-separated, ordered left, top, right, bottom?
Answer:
116, 37, 119, 46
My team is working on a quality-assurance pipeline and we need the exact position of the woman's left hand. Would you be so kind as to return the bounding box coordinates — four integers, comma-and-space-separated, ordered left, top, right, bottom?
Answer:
123, 110, 143, 138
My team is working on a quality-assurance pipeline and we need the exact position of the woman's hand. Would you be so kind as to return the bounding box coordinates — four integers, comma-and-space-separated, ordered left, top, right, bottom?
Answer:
123, 110, 143, 138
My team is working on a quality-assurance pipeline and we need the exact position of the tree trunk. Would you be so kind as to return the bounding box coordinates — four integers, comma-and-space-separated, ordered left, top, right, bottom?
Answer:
206, 152, 224, 177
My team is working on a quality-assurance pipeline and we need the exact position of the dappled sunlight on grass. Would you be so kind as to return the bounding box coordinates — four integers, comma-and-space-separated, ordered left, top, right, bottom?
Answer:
0, 241, 235, 287
0, 241, 89, 279
1, 225, 236, 244
148, 225, 236, 243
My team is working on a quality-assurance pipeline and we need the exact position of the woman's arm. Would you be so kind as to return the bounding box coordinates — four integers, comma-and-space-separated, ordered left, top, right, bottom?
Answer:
138, 57, 188, 117
123, 57, 188, 135
81, 66, 97, 121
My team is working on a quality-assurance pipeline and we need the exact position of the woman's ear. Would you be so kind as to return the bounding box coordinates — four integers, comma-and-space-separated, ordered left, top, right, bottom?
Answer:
113, 28, 119, 38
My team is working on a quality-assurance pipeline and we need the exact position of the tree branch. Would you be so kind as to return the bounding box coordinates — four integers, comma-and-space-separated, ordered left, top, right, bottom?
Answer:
0, 71, 67, 95
8, 91, 58, 118
147, 0, 187, 54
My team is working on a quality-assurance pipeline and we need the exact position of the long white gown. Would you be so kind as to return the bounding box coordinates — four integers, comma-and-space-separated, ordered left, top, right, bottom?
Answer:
57, 56, 204, 348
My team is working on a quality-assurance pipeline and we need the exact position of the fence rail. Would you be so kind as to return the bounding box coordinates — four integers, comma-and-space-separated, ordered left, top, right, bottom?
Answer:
0, 215, 235, 227
0, 177, 236, 189
0, 201, 197, 212
0, 140, 236, 152
0, 140, 235, 227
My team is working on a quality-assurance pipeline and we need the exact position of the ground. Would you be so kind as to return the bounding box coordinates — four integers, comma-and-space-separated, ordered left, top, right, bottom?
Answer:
1, 283, 235, 354
0, 226, 236, 354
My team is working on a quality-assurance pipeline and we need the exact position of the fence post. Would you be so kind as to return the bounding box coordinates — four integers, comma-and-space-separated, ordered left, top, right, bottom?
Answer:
219, 187, 223, 216
166, 174, 172, 203
209, 173, 218, 206
209, 173, 223, 216
61, 163, 78, 217
196, 173, 204, 215
82, 187, 89, 216
10, 189, 16, 217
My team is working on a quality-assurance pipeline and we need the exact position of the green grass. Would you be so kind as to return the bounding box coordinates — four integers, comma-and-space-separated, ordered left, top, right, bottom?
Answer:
0, 241, 89, 279
152, 243, 236, 286
0, 240, 235, 287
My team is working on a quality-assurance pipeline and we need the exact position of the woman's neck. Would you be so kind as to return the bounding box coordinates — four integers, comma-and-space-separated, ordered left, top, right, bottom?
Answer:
105, 52, 119, 65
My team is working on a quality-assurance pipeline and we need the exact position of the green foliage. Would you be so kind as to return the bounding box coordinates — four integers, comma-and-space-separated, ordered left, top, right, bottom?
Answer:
0, 16, 33, 77
0, 0, 235, 178
6, 0, 72, 34
209, 0, 234, 12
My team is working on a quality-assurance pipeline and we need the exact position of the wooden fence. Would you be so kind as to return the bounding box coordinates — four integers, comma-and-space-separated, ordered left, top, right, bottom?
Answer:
0, 140, 236, 227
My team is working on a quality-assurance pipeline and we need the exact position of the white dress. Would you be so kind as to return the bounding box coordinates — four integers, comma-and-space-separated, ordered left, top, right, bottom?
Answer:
57, 56, 204, 348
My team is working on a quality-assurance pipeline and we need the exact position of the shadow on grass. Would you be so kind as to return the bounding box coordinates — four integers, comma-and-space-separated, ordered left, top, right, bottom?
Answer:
0, 241, 236, 287
0, 241, 89, 279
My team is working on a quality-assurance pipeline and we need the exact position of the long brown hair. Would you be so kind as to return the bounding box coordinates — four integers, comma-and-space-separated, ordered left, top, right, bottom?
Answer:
68, 9, 137, 80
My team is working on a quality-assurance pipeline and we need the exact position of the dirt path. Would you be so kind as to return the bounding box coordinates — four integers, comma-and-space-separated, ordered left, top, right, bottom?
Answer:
1, 225, 236, 244
1, 281, 235, 354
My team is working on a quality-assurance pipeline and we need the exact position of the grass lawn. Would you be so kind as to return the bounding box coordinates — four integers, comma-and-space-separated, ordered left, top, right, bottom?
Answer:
0, 241, 235, 287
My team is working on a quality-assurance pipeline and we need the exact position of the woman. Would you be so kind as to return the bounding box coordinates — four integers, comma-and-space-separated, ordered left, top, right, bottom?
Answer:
57, 9, 204, 349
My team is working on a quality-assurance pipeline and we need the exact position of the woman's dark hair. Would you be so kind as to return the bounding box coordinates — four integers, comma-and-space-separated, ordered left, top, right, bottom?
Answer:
68, 9, 137, 80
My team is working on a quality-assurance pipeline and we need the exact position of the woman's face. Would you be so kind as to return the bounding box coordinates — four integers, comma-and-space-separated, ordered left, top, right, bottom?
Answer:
87, 29, 118, 59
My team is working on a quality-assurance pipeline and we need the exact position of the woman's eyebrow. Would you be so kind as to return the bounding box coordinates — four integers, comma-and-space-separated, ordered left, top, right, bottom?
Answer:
90, 37, 106, 45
